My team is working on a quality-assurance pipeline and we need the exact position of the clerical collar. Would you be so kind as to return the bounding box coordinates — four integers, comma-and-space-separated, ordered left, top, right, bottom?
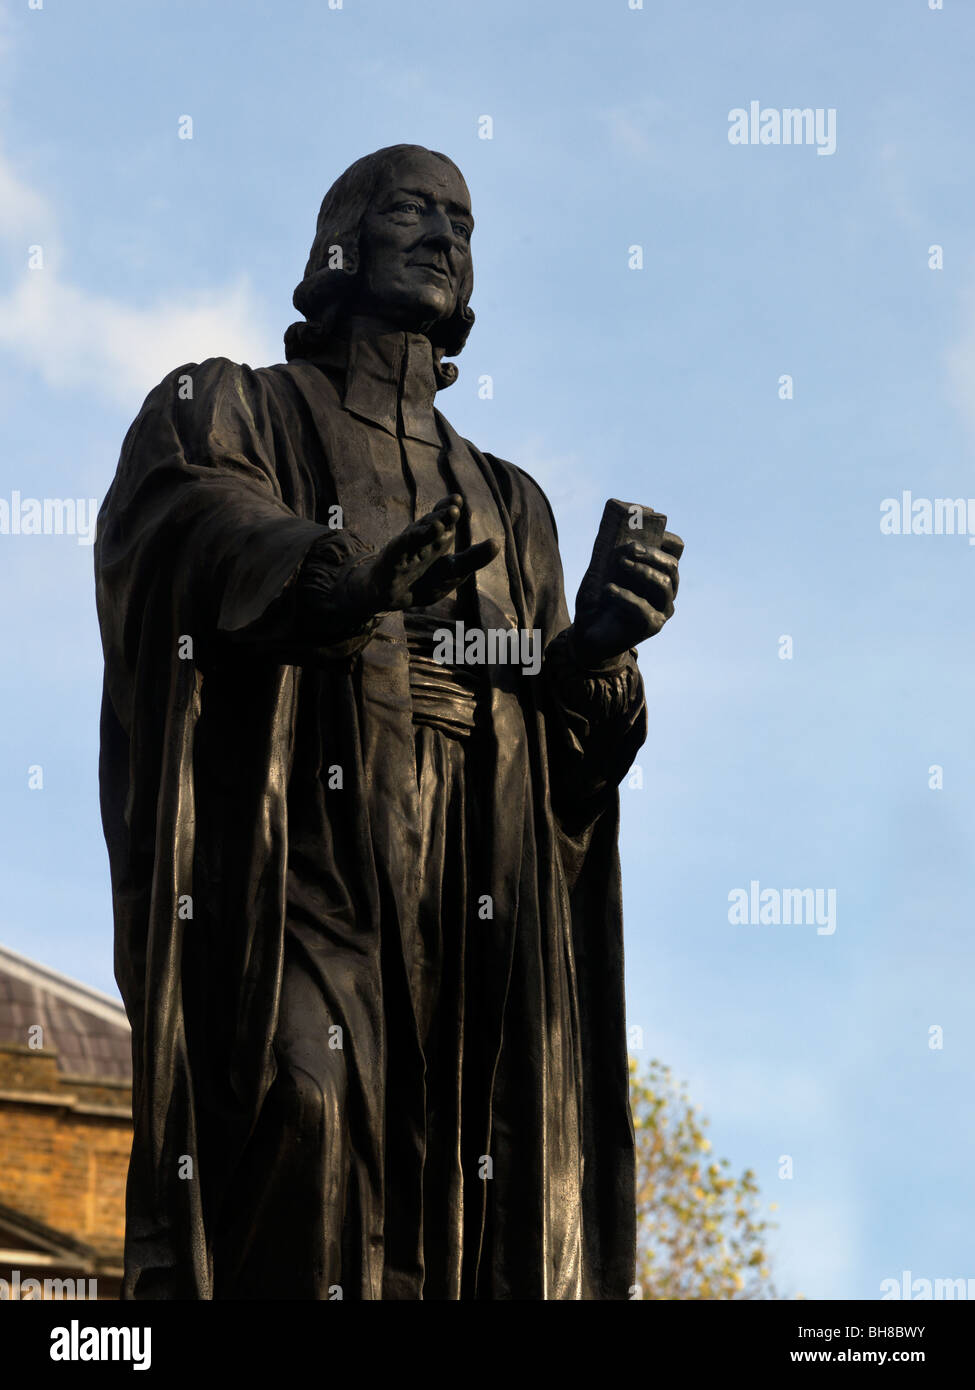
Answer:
308, 324, 442, 446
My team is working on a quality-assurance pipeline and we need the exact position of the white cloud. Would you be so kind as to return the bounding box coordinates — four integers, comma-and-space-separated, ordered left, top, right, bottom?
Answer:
0, 271, 273, 406
0, 143, 51, 243
0, 145, 273, 406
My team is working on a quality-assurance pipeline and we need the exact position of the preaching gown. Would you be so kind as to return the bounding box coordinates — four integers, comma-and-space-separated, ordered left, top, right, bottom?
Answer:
95, 323, 648, 1300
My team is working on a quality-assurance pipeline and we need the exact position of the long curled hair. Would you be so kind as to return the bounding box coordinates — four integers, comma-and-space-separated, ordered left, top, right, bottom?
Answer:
283, 144, 475, 387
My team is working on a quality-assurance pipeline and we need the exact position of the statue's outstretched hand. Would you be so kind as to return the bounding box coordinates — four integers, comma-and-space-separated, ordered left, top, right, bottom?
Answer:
313, 496, 499, 635
570, 530, 683, 667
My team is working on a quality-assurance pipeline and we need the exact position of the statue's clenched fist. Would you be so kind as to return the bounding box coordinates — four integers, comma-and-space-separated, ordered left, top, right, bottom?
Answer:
570, 529, 684, 668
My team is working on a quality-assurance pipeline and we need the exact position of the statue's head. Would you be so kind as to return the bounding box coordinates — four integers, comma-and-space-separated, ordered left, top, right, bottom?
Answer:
285, 144, 475, 382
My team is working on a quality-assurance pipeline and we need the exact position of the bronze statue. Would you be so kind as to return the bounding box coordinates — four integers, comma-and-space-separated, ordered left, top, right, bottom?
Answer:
95, 145, 682, 1300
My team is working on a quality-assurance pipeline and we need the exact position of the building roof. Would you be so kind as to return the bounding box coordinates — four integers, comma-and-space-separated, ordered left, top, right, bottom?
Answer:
0, 944, 131, 1083
0, 1199, 107, 1270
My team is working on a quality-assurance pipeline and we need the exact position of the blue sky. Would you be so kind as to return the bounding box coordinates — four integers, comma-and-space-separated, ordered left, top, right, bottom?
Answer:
1, 0, 972, 1300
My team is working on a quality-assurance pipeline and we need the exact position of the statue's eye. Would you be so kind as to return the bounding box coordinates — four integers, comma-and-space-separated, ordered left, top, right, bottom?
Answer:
393, 201, 423, 215
452, 222, 471, 240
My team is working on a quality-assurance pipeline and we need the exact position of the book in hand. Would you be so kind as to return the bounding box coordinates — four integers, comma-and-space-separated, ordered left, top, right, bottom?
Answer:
591, 498, 667, 576
577, 497, 667, 606
570, 499, 668, 665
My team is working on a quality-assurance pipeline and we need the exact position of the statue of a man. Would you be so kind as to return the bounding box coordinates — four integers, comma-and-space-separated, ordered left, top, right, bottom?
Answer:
95, 144, 681, 1300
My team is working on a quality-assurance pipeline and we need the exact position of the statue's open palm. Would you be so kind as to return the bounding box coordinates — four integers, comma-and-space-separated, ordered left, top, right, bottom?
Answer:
351, 494, 499, 615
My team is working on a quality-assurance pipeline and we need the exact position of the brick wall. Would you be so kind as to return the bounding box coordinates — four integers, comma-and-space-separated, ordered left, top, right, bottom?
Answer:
0, 1045, 131, 1261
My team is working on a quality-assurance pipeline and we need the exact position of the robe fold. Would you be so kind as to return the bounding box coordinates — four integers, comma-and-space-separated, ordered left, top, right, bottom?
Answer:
95, 331, 647, 1300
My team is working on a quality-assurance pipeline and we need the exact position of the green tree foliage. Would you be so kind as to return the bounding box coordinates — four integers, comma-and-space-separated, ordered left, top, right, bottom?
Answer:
630, 1057, 777, 1299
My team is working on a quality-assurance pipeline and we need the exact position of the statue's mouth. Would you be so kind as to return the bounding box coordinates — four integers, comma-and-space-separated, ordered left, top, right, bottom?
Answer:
412, 262, 450, 281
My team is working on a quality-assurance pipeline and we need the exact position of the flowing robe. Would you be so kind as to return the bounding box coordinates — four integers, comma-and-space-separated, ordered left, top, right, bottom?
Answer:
95, 327, 647, 1300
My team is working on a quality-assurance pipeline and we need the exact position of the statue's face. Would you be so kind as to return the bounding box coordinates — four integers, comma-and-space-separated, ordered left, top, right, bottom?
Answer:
354, 150, 473, 333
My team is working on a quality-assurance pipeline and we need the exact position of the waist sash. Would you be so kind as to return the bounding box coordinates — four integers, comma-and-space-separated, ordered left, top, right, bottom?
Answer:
403, 610, 485, 738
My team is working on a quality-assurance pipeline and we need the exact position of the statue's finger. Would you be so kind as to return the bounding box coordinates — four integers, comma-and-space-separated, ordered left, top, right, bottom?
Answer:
418, 527, 458, 566
605, 581, 672, 624
405, 512, 457, 555
619, 543, 678, 574
616, 554, 676, 604
618, 547, 679, 596
452, 538, 500, 575
419, 495, 462, 525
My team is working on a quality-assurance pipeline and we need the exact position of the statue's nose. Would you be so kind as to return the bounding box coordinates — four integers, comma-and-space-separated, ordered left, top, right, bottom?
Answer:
424, 208, 458, 249
425, 232, 451, 254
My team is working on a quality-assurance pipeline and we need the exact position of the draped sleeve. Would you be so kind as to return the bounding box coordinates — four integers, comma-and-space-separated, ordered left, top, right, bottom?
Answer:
96, 357, 376, 724
94, 357, 378, 1298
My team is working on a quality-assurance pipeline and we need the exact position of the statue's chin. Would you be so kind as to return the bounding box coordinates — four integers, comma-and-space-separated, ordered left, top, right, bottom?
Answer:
401, 298, 452, 332
351, 297, 450, 338
392, 281, 455, 326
